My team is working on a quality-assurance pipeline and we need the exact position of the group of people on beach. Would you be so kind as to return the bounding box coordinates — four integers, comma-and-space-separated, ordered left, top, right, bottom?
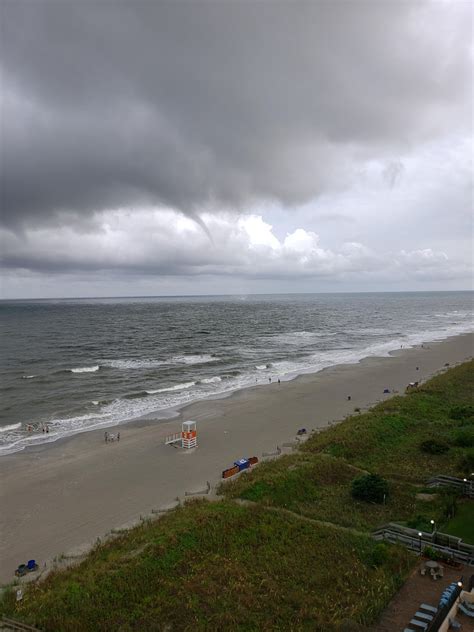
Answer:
26, 423, 49, 433
104, 431, 120, 443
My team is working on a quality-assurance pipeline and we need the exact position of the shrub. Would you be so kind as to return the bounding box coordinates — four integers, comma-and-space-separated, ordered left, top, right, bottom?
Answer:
406, 516, 434, 532
351, 473, 389, 504
457, 448, 474, 476
450, 405, 474, 422
419, 438, 450, 455
422, 545, 441, 561
451, 429, 474, 448
367, 543, 389, 568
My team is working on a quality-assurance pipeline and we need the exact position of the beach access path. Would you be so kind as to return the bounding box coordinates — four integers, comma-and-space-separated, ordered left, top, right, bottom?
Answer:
0, 333, 472, 585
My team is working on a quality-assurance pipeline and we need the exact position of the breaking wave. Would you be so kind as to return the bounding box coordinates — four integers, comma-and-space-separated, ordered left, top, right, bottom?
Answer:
146, 381, 196, 395
0, 423, 21, 433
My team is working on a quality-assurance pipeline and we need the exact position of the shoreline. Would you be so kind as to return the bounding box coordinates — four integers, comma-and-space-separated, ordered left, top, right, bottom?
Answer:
2, 329, 473, 459
0, 332, 472, 585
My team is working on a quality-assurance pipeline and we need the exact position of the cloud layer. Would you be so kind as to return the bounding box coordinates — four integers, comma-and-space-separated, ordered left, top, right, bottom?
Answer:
2, 1, 471, 225
0, 0, 472, 296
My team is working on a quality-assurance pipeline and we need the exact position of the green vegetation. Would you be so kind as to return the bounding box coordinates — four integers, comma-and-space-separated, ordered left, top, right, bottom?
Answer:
442, 501, 474, 545
419, 438, 450, 455
0, 500, 412, 631
301, 360, 474, 481
221, 453, 438, 531
1, 361, 472, 630
351, 473, 389, 504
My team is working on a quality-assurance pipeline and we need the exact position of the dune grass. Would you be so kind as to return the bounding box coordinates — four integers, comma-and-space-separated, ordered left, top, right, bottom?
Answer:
301, 360, 474, 481
0, 500, 412, 631
220, 362, 474, 535
220, 453, 451, 532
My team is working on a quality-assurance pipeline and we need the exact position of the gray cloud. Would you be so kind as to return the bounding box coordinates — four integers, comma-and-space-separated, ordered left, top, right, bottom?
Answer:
1, 0, 471, 229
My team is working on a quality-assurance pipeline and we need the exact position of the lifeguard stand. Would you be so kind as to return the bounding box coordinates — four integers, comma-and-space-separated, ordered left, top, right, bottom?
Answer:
181, 420, 197, 449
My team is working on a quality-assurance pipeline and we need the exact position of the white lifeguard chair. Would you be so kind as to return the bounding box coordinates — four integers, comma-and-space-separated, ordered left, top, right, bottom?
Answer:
181, 420, 197, 449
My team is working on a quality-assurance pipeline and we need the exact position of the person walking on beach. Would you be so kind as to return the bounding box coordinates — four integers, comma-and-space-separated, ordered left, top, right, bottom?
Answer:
117, 432, 120, 442
104, 431, 108, 443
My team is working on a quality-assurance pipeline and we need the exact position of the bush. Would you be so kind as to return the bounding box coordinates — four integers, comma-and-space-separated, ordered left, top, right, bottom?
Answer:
422, 545, 441, 561
406, 516, 434, 532
351, 473, 389, 504
367, 543, 389, 568
450, 405, 474, 422
419, 438, 450, 455
457, 448, 474, 476
451, 429, 474, 448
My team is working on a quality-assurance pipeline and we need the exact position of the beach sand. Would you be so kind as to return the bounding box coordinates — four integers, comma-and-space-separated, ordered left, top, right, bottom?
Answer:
0, 333, 472, 585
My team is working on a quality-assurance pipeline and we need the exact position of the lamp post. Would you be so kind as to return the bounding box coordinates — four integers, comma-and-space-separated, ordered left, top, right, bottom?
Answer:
430, 519, 435, 533
418, 532, 423, 554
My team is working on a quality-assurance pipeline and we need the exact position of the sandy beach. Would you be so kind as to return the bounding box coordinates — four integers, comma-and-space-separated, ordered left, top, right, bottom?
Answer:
0, 333, 472, 585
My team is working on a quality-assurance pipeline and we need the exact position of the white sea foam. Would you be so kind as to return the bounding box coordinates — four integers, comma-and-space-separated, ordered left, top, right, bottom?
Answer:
146, 381, 196, 394
100, 358, 168, 370
171, 354, 217, 365
0, 423, 21, 433
69, 365, 99, 373
270, 331, 337, 344
200, 376, 222, 384
91, 401, 99, 406
22, 375, 36, 379
255, 364, 268, 370
100, 354, 217, 370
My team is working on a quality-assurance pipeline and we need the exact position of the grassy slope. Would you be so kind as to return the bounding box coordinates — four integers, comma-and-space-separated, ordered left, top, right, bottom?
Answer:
0, 501, 411, 631
301, 360, 474, 481
1, 361, 472, 631
221, 361, 474, 532
221, 453, 444, 532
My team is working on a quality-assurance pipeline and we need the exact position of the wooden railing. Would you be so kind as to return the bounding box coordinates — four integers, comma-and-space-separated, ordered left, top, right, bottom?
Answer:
372, 523, 474, 566
426, 475, 474, 499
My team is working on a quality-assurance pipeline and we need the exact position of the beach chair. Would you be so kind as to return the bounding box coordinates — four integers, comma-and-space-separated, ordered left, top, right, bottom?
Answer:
27, 560, 38, 572
420, 567, 426, 576
409, 619, 428, 631
415, 612, 433, 623
458, 604, 474, 618
420, 604, 437, 615
14, 564, 27, 577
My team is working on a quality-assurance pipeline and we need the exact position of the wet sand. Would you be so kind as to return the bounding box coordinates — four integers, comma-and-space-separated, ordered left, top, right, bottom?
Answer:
0, 333, 472, 585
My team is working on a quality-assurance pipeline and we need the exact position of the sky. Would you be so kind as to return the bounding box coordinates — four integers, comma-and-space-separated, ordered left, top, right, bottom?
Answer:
0, 0, 472, 298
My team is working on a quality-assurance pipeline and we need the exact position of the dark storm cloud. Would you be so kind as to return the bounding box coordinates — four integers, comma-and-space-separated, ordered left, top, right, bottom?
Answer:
0, 0, 471, 227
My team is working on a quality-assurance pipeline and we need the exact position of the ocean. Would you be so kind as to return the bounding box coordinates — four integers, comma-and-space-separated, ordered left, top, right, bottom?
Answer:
0, 292, 472, 456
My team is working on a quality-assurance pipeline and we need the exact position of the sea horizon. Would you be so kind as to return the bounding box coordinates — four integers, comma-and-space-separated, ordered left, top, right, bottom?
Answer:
1, 289, 473, 302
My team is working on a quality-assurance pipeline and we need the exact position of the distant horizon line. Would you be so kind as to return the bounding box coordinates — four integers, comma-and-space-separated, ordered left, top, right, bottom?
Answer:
1, 289, 473, 301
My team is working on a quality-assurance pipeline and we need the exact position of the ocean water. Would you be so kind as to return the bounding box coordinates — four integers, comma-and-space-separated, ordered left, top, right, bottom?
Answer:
0, 292, 472, 456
